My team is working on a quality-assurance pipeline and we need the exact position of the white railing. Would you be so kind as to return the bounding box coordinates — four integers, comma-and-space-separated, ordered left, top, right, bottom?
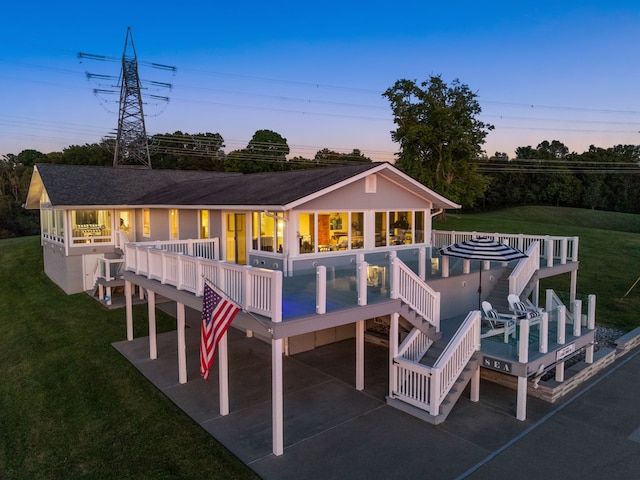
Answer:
397, 328, 433, 362
97, 257, 124, 281
432, 230, 578, 266
508, 241, 540, 296
392, 311, 480, 416
391, 256, 440, 331
430, 311, 481, 414
123, 241, 282, 321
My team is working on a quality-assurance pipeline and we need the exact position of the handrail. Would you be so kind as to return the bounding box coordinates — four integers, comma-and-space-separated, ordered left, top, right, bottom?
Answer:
391, 256, 440, 331
397, 328, 433, 362
508, 241, 540, 296
123, 242, 282, 322
433, 230, 578, 266
430, 311, 481, 414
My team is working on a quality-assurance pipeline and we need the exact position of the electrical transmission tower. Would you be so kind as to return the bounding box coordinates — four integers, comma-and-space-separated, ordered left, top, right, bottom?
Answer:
80, 27, 175, 169
113, 27, 151, 168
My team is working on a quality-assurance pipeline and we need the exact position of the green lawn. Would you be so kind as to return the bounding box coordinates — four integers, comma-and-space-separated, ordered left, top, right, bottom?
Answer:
434, 206, 640, 331
0, 236, 258, 479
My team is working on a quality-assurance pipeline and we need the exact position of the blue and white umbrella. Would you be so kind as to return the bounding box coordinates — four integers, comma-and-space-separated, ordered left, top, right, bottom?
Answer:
440, 237, 527, 308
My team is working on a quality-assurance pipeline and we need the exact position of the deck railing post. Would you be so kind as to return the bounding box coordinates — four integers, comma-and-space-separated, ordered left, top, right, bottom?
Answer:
587, 294, 596, 329
357, 261, 368, 306
573, 299, 582, 337
429, 369, 441, 416
272, 270, 283, 323
536, 311, 547, 353
558, 305, 566, 345
316, 265, 327, 314
545, 237, 553, 267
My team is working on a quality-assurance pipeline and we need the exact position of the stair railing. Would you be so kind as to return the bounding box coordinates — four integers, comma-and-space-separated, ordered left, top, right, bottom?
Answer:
509, 241, 540, 296
390, 255, 440, 332
391, 311, 480, 416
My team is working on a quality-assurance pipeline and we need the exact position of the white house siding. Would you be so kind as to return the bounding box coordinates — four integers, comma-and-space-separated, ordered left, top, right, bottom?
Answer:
43, 243, 85, 294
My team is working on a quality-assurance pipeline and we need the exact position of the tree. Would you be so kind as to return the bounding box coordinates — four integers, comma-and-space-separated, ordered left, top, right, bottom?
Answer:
313, 148, 372, 165
150, 131, 226, 171
383, 75, 494, 208
225, 130, 291, 173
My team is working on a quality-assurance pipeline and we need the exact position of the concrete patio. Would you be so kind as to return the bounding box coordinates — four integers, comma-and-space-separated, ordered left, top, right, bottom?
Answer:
112, 305, 640, 479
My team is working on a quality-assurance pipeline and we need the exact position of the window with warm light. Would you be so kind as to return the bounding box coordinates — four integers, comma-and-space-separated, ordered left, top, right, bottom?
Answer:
143, 209, 150, 237
169, 209, 179, 239
252, 211, 283, 253
70, 209, 112, 244
199, 210, 209, 238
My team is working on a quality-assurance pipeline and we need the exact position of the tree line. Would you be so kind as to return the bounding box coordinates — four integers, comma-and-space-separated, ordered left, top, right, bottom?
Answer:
2, 75, 640, 239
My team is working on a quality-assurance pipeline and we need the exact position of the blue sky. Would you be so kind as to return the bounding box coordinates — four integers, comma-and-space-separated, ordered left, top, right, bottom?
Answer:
2, 1, 640, 161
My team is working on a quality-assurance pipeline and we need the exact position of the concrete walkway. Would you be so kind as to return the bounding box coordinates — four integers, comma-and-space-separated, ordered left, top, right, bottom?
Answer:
113, 308, 640, 479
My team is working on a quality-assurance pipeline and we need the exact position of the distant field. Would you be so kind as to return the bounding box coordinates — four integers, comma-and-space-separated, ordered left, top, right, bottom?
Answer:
435, 206, 640, 330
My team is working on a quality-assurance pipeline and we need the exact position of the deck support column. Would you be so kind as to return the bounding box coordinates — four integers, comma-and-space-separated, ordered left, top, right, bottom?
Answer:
356, 320, 365, 391
517, 319, 530, 421
147, 289, 157, 359
272, 337, 284, 456
125, 280, 133, 341
517, 376, 527, 421
219, 332, 229, 415
177, 302, 187, 384
470, 365, 480, 403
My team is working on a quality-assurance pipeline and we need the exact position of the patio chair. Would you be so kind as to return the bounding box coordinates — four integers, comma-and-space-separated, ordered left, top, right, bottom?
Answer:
508, 294, 543, 319
481, 301, 517, 342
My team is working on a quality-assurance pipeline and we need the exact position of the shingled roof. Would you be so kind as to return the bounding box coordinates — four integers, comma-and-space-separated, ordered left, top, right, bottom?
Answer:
132, 162, 381, 207
25, 163, 240, 208
26, 162, 460, 210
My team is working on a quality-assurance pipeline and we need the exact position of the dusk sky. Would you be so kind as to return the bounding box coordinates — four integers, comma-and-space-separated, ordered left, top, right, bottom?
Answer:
2, 1, 640, 162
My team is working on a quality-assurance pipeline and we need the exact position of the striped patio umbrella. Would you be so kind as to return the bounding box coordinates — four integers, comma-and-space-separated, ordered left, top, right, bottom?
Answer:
440, 237, 527, 309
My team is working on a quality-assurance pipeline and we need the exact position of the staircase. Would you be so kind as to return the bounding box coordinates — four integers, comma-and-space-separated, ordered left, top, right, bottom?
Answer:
398, 301, 441, 341
388, 309, 481, 425
486, 266, 538, 312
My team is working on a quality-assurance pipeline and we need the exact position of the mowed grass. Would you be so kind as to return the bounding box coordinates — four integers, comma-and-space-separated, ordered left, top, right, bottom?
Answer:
0, 236, 259, 479
434, 206, 640, 331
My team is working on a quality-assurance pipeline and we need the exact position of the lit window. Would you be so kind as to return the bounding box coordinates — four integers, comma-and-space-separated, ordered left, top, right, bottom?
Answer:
143, 209, 150, 237
170, 209, 179, 239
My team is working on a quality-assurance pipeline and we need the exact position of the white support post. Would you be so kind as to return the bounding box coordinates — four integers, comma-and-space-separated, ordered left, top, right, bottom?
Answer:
518, 319, 530, 364
418, 247, 426, 281
558, 305, 566, 345
545, 288, 553, 314
316, 265, 326, 314
177, 302, 187, 384
389, 313, 399, 398
125, 280, 133, 341
463, 259, 470, 274
357, 262, 368, 306
587, 294, 596, 329
570, 270, 577, 305
539, 312, 549, 354
139, 286, 144, 300
147, 289, 157, 360
219, 332, 229, 416
356, 320, 365, 391
470, 365, 480, 403
517, 318, 529, 419
272, 337, 284, 456
560, 238, 568, 264
546, 237, 554, 267
516, 376, 527, 421
442, 255, 449, 278
573, 299, 582, 337
555, 361, 565, 382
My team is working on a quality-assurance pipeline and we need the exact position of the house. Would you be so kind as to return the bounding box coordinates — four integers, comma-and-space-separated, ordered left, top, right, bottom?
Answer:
25, 161, 597, 456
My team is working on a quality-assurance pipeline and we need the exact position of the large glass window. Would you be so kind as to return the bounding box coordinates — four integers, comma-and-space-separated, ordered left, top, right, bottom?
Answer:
71, 209, 112, 244
252, 211, 284, 253
298, 213, 315, 254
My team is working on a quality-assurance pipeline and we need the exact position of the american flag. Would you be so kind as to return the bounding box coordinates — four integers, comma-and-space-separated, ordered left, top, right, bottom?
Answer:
200, 282, 240, 381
